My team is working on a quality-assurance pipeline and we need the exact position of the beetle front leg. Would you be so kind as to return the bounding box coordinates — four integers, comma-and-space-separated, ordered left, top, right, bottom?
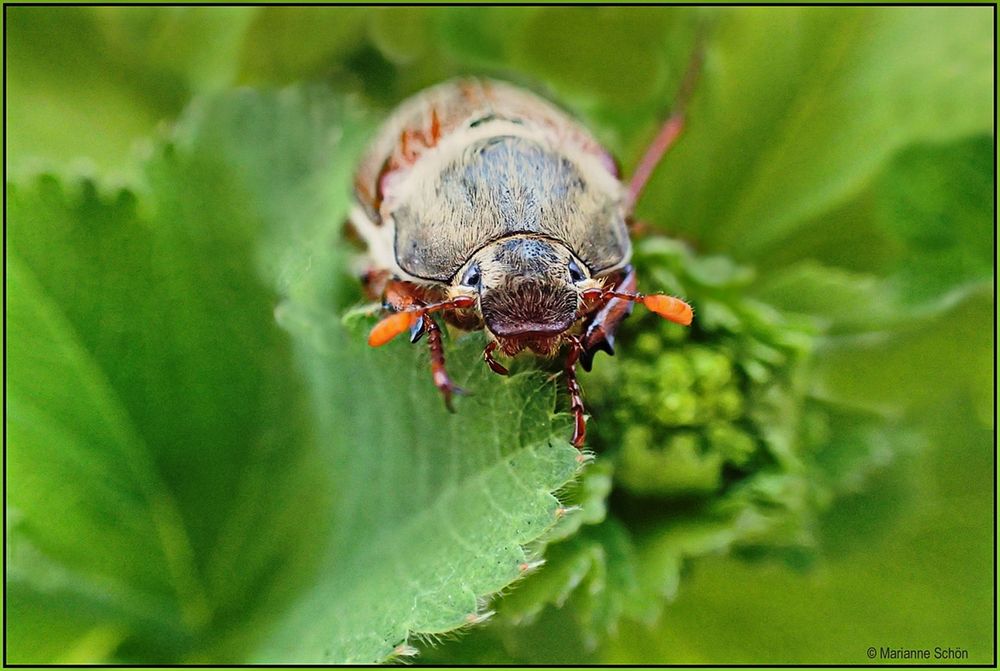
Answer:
579, 265, 638, 372
482, 340, 509, 376
564, 336, 587, 448
424, 314, 464, 413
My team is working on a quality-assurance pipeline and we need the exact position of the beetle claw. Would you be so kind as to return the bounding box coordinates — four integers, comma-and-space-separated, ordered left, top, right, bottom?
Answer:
438, 384, 468, 413
579, 336, 615, 372
409, 317, 427, 343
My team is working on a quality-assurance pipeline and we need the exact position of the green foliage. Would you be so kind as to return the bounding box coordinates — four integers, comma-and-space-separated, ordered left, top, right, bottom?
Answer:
6, 88, 581, 664
257, 314, 582, 663
6, 6, 994, 665
588, 240, 815, 497
638, 7, 992, 259
601, 397, 995, 665
757, 136, 995, 331
7, 171, 321, 662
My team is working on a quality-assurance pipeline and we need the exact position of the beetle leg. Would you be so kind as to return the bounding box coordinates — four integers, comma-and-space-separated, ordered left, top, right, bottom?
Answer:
483, 340, 509, 376
564, 336, 588, 448
424, 314, 465, 412
369, 290, 477, 348
625, 33, 706, 212
579, 265, 638, 372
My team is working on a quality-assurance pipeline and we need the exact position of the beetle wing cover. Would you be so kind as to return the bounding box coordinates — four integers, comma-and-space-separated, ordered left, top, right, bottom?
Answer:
394, 135, 629, 280
355, 79, 630, 281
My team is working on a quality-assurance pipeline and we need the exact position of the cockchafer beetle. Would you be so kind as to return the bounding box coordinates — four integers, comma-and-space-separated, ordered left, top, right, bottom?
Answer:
352, 58, 701, 448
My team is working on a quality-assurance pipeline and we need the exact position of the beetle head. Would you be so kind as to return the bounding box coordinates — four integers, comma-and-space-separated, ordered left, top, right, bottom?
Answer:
455, 235, 595, 355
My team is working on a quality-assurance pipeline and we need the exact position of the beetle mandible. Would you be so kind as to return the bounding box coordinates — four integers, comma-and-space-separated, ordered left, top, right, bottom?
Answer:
352, 61, 701, 448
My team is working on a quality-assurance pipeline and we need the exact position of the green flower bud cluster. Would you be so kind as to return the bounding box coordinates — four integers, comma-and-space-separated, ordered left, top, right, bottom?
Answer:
586, 238, 816, 500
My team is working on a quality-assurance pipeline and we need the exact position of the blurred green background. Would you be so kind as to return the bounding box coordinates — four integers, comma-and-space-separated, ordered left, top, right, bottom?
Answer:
5, 6, 994, 665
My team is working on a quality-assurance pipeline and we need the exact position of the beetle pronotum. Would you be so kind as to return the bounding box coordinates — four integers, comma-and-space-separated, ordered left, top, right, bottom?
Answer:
351, 51, 702, 448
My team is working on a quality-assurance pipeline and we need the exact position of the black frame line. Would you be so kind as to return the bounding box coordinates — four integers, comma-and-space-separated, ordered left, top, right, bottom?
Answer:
3, 1, 997, 669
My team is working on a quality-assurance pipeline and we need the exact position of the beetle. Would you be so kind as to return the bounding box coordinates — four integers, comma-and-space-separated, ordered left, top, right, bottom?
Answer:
351, 65, 700, 448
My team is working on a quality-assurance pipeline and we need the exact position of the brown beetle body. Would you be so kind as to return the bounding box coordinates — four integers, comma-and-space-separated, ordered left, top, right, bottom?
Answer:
352, 77, 696, 447
353, 80, 627, 276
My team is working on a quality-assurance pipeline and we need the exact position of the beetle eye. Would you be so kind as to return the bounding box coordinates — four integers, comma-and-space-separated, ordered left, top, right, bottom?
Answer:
568, 259, 586, 283
461, 264, 482, 289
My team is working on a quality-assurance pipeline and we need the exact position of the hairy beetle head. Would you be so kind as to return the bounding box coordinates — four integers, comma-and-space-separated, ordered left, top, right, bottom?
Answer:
456, 235, 593, 350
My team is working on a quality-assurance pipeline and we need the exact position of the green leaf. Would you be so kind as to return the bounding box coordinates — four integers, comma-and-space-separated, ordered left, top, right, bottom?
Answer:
435, 7, 542, 67
753, 263, 905, 335
6, 169, 323, 662
754, 135, 994, 332
5, 7, 172, 173
544, 458, 614, 544
236, 8, 369, 84
5, 549, 130, 665
510, 7, 676, 104
496, 536, 602, 629
810, 283, 994, 424
802, 403, 909, 501
873, 136, 994, 307
567, 520, 656, 648
5, 7, 257, 174
257, 314, 581, 662
486, 460, 615, 626
638, 7, 993, 259
369, 7, 433, 66
432, 7, 701, 155
90, 7, 258, 93
164, 86, 372, 298
442, 517, 653, 662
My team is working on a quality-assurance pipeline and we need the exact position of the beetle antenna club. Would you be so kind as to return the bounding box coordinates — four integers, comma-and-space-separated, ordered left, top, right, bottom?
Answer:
353, 67, 700, 446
